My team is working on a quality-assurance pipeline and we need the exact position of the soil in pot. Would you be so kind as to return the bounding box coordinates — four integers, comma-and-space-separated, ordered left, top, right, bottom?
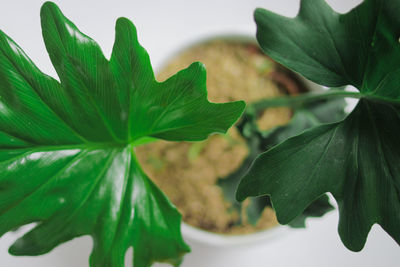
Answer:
135, 38, 306, 235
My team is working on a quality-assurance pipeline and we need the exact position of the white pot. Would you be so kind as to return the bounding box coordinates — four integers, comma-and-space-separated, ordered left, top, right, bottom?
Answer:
177, 224, 290, 267
150, 223, 290, 267
150, 34, 308, 267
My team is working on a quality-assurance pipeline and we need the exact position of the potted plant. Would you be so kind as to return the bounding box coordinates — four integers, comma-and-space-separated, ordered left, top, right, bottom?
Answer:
135, 35, 339, 236
0, 0, 398, 267
134, 36, 345, 267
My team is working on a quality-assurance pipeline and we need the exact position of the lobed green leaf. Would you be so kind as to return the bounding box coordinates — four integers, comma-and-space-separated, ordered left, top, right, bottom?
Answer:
238, 0, 400, 251
0, 2, 245, 266
219, 97, 343, 227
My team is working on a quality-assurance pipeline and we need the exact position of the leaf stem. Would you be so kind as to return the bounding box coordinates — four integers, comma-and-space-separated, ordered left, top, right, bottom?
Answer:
250, 90, 361, 111
248, 89, 400, 112
130, 136, 160, 147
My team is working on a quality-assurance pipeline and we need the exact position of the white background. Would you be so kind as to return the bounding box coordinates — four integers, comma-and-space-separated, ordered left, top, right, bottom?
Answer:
0, 0, 398, 266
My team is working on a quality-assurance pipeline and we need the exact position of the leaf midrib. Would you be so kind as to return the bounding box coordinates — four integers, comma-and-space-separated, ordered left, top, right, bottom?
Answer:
102, 148, 131, 258
51, 149, 118, 238
365, 101, 400, 217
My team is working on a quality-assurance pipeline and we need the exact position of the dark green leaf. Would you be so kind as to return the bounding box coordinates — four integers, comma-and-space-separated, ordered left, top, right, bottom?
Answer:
254, 0, 400, 91
217, 137, 262, 225
238, 100, 400, 251
0, 2, 245, 266
238, 0, 400, 251
261, 98, 347, 150
288, 195, 334, 228
219, 97, 343, 226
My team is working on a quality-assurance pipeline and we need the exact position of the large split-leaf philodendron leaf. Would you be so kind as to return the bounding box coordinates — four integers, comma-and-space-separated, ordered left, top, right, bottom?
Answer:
0, 2, 245, 267
237, 0, 400, 251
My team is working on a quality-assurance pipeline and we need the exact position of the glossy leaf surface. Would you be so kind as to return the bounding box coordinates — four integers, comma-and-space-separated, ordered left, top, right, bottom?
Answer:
0, 2, 245, 266
237, 0, 400, 251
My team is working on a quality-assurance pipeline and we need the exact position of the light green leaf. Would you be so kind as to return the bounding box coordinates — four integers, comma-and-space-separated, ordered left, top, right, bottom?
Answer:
3, 147, 187, 267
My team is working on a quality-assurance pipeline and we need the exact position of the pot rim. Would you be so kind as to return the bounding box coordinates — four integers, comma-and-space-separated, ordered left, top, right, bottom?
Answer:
158, 33, 322, 91
181, 222, 290, 247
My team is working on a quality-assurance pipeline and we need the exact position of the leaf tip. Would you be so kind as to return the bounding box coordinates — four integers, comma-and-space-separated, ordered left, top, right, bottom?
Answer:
232, 99, 247, 122
189, 61, 206, 73
253, 7, 266, 21
40, 1, 66, 32
235, 182, 247, 202
116, 17, 137, 32
40, 1, 60, 16
338, 217, 372, 252
340, 236, 367, 252
183, 61, 207, 87
8, 240, 24, 256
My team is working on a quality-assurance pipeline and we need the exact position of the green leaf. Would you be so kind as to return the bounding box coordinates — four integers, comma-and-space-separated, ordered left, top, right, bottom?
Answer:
237, 0, 400, 251
254, 0, 400, 91
40, 3, 244, 142
3, 147, 187, 267
238, 100, 400, 250
219, 97, 342, 226
260, 98, 347, 150
0, 2, 245, 266
288, 195, 334, 228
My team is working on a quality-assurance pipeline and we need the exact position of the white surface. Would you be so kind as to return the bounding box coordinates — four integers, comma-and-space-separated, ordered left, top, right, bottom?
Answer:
180, 223, 289, 248
0, 0, 398, 267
